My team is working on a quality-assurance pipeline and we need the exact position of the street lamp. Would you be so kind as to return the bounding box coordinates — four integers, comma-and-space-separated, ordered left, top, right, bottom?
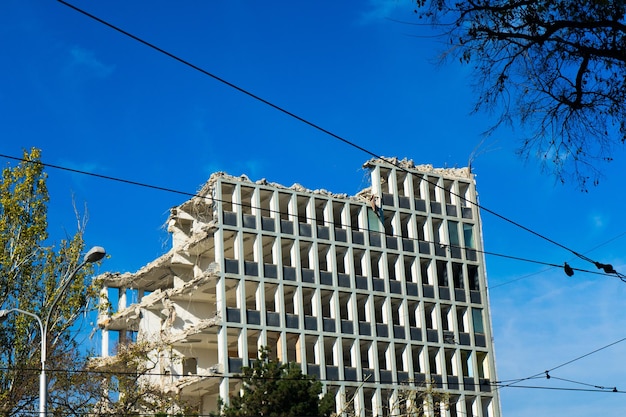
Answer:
0, 245, 106, 417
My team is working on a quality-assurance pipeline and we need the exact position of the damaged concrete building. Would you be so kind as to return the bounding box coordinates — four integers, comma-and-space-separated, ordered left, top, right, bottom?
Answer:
95, 157, 501, 417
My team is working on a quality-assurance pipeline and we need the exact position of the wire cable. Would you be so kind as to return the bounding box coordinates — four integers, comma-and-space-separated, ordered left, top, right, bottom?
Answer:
0, 152, 620, 284
6, 335, 626, 390
3, 364, 624, 396
496, 336, 626, 391
547, 375, 618, 392
55, 0, 378, 161
547, 336, 626, 374
492, 384, 625, 393
0, 153, 198, 199
54, 0, 626, 280
489, 230, 626, 289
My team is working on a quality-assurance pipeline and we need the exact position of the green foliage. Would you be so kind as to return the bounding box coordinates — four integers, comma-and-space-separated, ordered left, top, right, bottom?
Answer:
414, 0, 626, 188
0, 149, 193, 416
213, 347, 333, 417
0, 148, 94, 415
86, 341, 197, 417
391, 380, 449, 417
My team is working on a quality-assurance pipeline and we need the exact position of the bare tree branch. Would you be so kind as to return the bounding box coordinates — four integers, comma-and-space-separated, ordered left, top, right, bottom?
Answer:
414, 0, 626, 188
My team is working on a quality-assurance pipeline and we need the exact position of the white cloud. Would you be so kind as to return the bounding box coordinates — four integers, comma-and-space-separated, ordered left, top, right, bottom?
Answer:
590, 213, 606, 229
59, 159, 101, 174
360, 0, 413, 24
69, 46, 115, 78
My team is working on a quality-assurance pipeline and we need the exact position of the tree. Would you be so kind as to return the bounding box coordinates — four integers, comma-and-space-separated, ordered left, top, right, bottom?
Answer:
0, 150, 189, 417
390, 380, 449, 417
0, 148, 93, 416
213, 347, 334, 417
413, 0, 626, 188
85, 340, 197, 417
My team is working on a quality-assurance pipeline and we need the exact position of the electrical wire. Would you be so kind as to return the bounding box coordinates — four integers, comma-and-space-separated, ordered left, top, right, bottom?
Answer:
3, 151, 623, 395
5, 3, 623, 407
4, 149, 622, 395
547, 336, 626, 374
0, 364, 467, 386
0, 413, 327, 417
0, 153, 619, 283
547, 375, 618, 392
488, 267, 553, 289
2, 364, 624, 397
0, 364, 614, 393
55, 0, 378, 162
54, 0, 626, 280
494, 336, 626, 392
0, 153, 198, 199
489, 230, 626, 289
492, 384, 625, 393
3, 151, 623, 288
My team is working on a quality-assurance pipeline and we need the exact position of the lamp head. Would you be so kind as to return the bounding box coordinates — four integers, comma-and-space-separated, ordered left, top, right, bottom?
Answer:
84, 246, 106, 263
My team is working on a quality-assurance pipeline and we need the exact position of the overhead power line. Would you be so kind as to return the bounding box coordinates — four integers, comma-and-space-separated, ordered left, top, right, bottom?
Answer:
2, 364, 623, 394
495, 336, 626, 392
0, 152, 619, 283
493, 384, 625, 393
55, 0, 626, 281
55, 0, 378, 161
0, 153, 197, 199
546, 374, 619, 392
490, 229, 626, 288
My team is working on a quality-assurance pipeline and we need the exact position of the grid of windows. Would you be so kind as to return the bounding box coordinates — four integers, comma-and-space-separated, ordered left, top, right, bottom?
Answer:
213, 162, 497, 416
97, 160, 500, 417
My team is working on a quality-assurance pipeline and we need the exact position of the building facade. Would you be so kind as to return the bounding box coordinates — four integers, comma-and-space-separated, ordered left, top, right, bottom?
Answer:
95, 157, 501, 417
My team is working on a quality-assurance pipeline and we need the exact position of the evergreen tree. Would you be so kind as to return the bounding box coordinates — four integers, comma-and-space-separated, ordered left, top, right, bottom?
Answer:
214, 347, 334, 417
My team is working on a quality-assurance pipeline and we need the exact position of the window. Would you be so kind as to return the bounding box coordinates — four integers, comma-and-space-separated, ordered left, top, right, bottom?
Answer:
404, 256, 417, 283
412, 346, 423, 373
428, 178, 438, 202
463, 223, 475, 248
314, 198, 326, 227
420, 259, 432, 285
461, 350, 473, 377
468, 265, 479, 291
445, 349, 455, 376
452, 263, 464, 289
456, 307, 467, 333
444, 179, 453, 204
349, 204, 361, 231
259, 189, 273, 217
221, 183, 235, 212
241, 186, 254, 215
458, 182, 470, 207
428, 347, 440, 374
262, 235, 275, 264
357, 294, 369, 322
476, 351, 489, 379
448, 221, 460, 246
472, 308, 484, 334
279, 193, 291, 220
367, 208, 382, 232
437, 261, 448, 287
297, 196, 309, 223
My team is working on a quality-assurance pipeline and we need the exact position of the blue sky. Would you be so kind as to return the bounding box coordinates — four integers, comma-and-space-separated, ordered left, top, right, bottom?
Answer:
2, 1, 626, 416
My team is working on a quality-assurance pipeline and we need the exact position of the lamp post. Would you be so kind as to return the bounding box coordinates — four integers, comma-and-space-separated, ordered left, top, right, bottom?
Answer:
0, 245, 106, 417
